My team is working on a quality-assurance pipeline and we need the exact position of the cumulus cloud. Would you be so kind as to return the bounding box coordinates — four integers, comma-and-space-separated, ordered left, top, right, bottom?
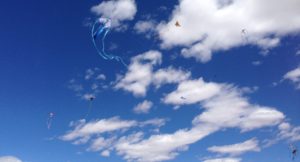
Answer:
115, 51, 190, 96
283, 66, 300, 89
91, 0, 137, 27
133, 100, 153, 114
0, 156, 22, 162
207, 138, 260, 156
115, 50, 162, 96
157, 0, 300, 62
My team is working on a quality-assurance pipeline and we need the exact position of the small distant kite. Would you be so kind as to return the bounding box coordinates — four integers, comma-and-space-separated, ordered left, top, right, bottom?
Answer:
180, 96, 186, 100
175, 21, 181, 27
241, 28, 249, 42
47, 112, 55, 130
241, 29, 246, 34
91, 17, 127, 67
289, 144, 298, 160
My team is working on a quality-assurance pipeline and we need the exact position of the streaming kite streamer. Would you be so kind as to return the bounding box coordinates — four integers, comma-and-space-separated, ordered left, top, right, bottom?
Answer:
47, 112, 54, 129
91, 17, 127, 67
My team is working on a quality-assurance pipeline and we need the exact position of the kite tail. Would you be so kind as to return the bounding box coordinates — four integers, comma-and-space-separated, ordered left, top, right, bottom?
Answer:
47, 118, 52, 130
91, 20, 127, 67
91, 22, 110, 60
85, 101, 93, 119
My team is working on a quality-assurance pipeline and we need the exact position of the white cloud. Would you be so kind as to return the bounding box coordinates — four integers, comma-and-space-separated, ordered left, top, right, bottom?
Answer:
61, 117, 137, 142
115, 124, 219, 162
278, 122, 300, 142
115, 50, 162, 96
157, 0, 300, 62
296, 50, 300, 56
192, 85, 284, 132
62, 117, 168, 157
263, 122, 300, 147
133, 100, 153, 114
91, 0, 137, 27
163, 80, 284, 131
207, 138, 260, 156
283, 66, 300, 89
203, 157, 241, 162
115, 51, 192, 97
153, 67, 191, 88
163, 78, 223, 106
0, 156, 22, 162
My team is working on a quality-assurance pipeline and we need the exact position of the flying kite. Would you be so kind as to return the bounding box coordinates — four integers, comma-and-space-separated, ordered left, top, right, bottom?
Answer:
289, 144, 298, 160
91, 17, 127, 67
241, 28, 249, 42
175, 21, 181, 27
180, 96, 186, 100
47, 112, 55, 130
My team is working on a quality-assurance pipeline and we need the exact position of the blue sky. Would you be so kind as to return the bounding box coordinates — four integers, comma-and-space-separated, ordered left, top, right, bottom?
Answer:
0, 0, 300, 162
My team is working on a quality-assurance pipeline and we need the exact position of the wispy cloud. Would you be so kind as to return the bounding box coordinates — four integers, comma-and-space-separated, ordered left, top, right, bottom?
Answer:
207, 138, 260, 156
203, 157, 241, 162
61, 117, 168, 157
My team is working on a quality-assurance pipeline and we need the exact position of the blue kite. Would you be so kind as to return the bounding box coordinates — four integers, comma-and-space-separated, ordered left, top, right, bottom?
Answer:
91, 17, 127, 67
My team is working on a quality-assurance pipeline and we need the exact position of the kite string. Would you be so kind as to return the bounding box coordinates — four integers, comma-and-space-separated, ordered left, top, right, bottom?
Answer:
85, 101, 93, 119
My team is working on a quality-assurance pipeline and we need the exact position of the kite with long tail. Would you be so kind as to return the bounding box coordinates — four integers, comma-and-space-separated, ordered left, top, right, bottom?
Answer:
47, 112, 55, 130
91, 17, 127, 67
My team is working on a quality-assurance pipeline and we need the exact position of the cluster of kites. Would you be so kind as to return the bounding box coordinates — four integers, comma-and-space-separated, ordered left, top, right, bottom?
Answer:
44, 15, 298, 161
